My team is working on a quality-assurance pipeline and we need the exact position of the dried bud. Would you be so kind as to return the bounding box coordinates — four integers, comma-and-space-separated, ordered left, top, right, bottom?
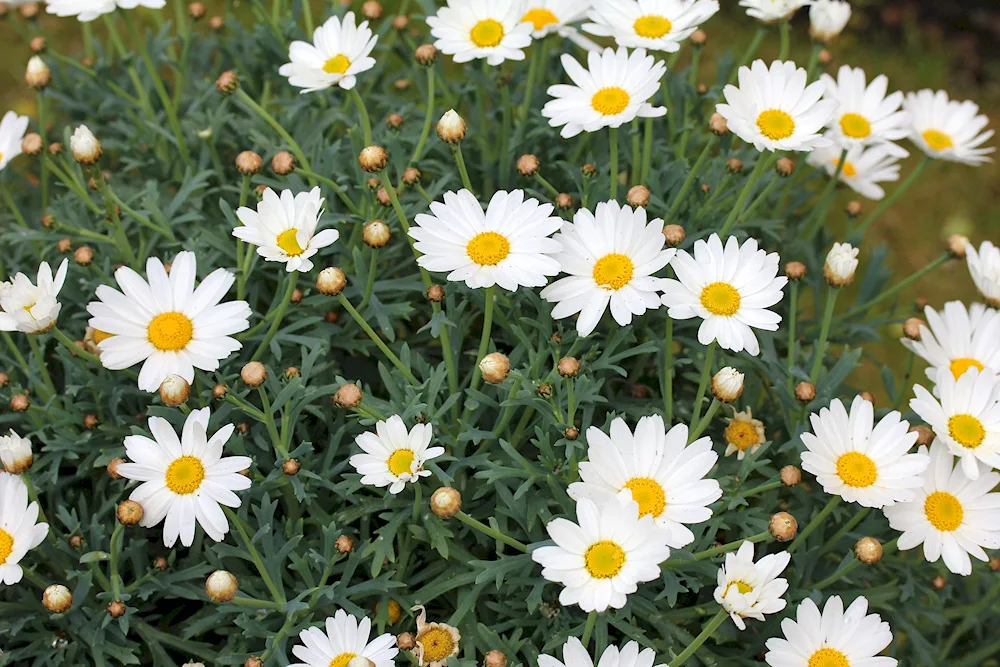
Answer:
485, 650, 507, 667
70, 535, 83, 549
333, 383, 363, 409
846, 200, 863, 217
282, 458, 300, 476
10, 394, 29, 412
912, 425, 934, 446
159, 374, 190, 407
237, 423, 249, 435
21, 132, 42, 156
661, 224, 685, 247
948, 234, 970, 259
555, 193, 573, 209
931, 575, 946, 590
336, 534, 355, 553
29, 35, 46, 53
235, 150, 262, 175
117, 500, 144, 526
325, 310, 339, 323
557, 356, 580, 377
188, 2, 206, 19
726, 157, 743, 173
537, 383, 553, 398
392, 15, 409, 30
205, 570, 239, 603
785, 261, 807, 280
775, 157, 795, 177
795, 381, 816, 403
437, 109, 466, 144
626, 185, 650, 208
107, 458, 125, 480
70, 125, 101, 165
517, 154, 540, 176
479, 352, 511, 384
40, 214, 54, 228
700, 183, 710, 194
711, 367, 744, 403
213, 383, 228, 399
366, 177, 380, 190
427, 284, 445, 302
431, 486, 462, 519
359, 145, 389, 172
564, 426, 580, 440
317, 267, 347, 296
854, 537, 882, 564
83, 414, 99, 430
241, 361, 267, 387
362, 0, 382, 19
25, 55, 51, 88
216, 70, 239, 94
823, 242, 859, 287
780, 465, 801, 486
108, 600, 126, 618
402, 167, 421, 185
397, 633, 416, 650
709, 113, 729, 136
415, 44, 438, 66
690, 29, 707, 46
769, 512, 798, 542
387, 113, 405, 130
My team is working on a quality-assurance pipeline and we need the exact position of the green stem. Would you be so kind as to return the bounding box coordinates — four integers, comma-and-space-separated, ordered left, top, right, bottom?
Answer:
109, 523, 124, 602
235, 89, 316, 187
359, 249, 379, 312
640, 116, 654, 184
691, 530, 771, 563
608, 126, 619, 200
257, 386, 288, 458
664, 316, 674, 421
689, 399, 720, 442
251, 273, 298, 361
492, 376, 524, 437
236, 174, 251, 301
838, 253, 950, 321
729, 26, 768, 84
581, 611, 598, 649
453, 144, 474, 192
778, 21, 791, 61
741, 479, 782, 498
223, 507, 286, 604
718, 153, 775, 238
94, 170, 138, 266
0, 185, 29, 227
689, 342, 716, 428
785, 281, 799, 390
534, 173, 560, 198
22, 472, 48, 523
668, 609, 728, 666
666, 136, 717, 220
469, 286, 496, 393
630, 120, 641, 185
806, 42, 823, 80
499, 85, 513, 188
454, 511, 528, 553
36, 91, 48, 209
820, 507, 870, 554
350, 88, 373, 147
408, 66, 436, 167
338, 294, 420, 386
809, 287, 840, 384
804, 148, 847, 240
853, 156, 930, 238
788, 495, 841, 554
812, 538, 897, 590
301, 0, 314, 34
25, 334, 56, 402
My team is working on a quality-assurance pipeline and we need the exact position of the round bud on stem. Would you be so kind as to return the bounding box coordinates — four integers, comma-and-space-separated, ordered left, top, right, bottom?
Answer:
397, 633, 416, 650
854, 537, 882, 564
555, 193, 573, 209
107, 601, 126, 618
70, 125, 101, 165
427, 284, 445, 302
582, 163, 597, 177
43, 584, 72, 613
437, 110, 467, 144
317, 267, 347, 296
70, 535, 84, 549
271, 150, 295, 175
726, 157, 743, 173
709, 113, 729, 136
159, 374, 191, 407
947, 234, 970, 259
931, 575, 946, 591
364, 220, 391, 248
823, 242, 859, 287
485, 650, 507, 667
25, 55, 51, 88
775, 157, 795, 177
557, 356, 580, 377
516, 154, 540, 177
859, 391, 875, 405
107, 458, 125, 480
216, 69, 239, 94
282, 458, 300, 475
846, 200, 863, 217
431, 487, 462, 518
74, 246, 95, 265
336, 534, 355, 553
83, 414, 99, 430
245, 659, 264, 667
415, 44, 438, 66
912, 425, 934, 446
241, 362, 267, 387
769, 512, 798, 542
392, 15, 409, 30
711, 367, 744, 403
359, 145, 389, 173
689, 29, 707, 46
387, 113, 404, 130
21, 132, 42, 156
205, 570, 239, 603
626, 185, 650, 208
780, 465, 801, 486
794, 381, 816, 403
903, 317, 924, 340
235, 150, 262, 175
662, 224, 685, 246
537, 383, 553, 398
362, 0, 382, 19
29, 36, 46, 53
785, 261, 807, 280
188, 2, 206, 19
213, 383, 228, 399
479, 352, 511, 384
10, 394, 29, 412
117, 500, 144, 526
402, 167, 421, 185
333, 383, 363, 409
565, 426, 580, 440
209, 15, 224, 30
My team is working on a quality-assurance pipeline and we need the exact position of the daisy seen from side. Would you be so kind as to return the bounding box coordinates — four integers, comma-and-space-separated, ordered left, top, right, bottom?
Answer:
0, 259, 69, 334
278, 12, 378, 93
349, 415, 443, 495
519, 0, 591, 38
809, 0, 851, 43
805, 142, 905, 201
289, 609, 399, 667
714, 541, 791, 630
0, 111, 29, 172
820, 65, 910, 154
965, 240, 1000, 307
901, 301, 1000, 383
0, 472, 49, 586
427, 0, 533, 66
740, 0, 813, 24
539, 637, 665, 667
582, 0, 720, 53
903, 89, 994, 165
234, 187, 339, 273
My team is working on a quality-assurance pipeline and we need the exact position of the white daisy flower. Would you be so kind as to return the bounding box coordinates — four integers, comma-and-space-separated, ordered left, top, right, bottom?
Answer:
714, 541, 791, 631
409, 189, 563, 291
289, 609, 399, 667
903, 89, 995, 165
582, 0, 720, 53
278, 12, 378, 93
0, 472, 48, 586
542, 46, 667, 139
660, 233, 787, 356
47, 0, 165, 22
884, 440, 1000, 576
805, 142, 904, 201
717, 59, 837, 153
723, 408, 766, 460
531, 497, 671, 612
427, 0, 534, 66
0, 111, 29, 172
116, 408, 251, 548
820, 65, 910, 155
540, 200, 675, 337
966, 240, 1000, 307
901, 301, 1000, 383
910, 367, 1000, 479
349, 415, 443, 495
739, 0, 812, 23
764, 595, 897, 667
0, 259, 69, 334
234, 187, 338, 273
519, 0, 591, 38
413, 606, 461, 667
86, 251, 251, 393
809, 0, 851, 43
567, 415, 721, 548
0, 430, 32, 475
539, 637, 665, 667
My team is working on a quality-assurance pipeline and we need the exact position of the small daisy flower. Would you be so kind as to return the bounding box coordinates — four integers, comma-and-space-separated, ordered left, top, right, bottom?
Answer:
519, 0, 591, 38
718, 60, 836, 153
532, 497, 671, 612
0, 430, 32, 474
723, 408, 766, 460
714, 541, 791, 630
47, 0, 165, 22
903, 89, 994, 165
539, 637, 666, 667
764, 596, 898, 667
409, 189, 563, 291
910, 367, 1000, 480
805, 142, 905, 200
966, 240, 1000, 307
0, 471, 48, 586
820, 65, 910, 155
901, 301, 1000, 383
289, 609, 398, 667
739, 0, 812, 23
116, 408, 251, 548
86, 251, 251, 393
540, 200, 675, 336
0, 259, 69, 334
234, 187, 339, 273
543, 47, 667, 139
884, 440, 1000, 576
809, 0, 851, 43
661, 233, 787, 356
567, 415, 722, 548
349, 415, 443, 495
800, 395, 929, 508
428, 0, 533, 66
412, 605, 461, 667
0, 111, 29, 172
582, 0, 720, 53
278, 12, 378, 93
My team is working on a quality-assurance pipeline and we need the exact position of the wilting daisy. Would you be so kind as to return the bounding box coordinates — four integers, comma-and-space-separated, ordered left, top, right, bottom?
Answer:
532, 497, 671, 612
714, 541, 791, 630
901, 301, 1000, 382
884, 440, 1000, 576
820, 66, 910, 154
910, 367, 1000, 479
289, 609, 398, 667
903, 89, 995, 165
0, 111, 29, 172
541, 200, 675, 336
739, 0, 812, 23
723, 408, 766, 460
0, 472, 48, 586
966, 240, 1000, 307
349, 415, 443, 495
805, 142, 904, 200
234, 187, 338, 273
800, 395, 929, 507
661, 234, 786, 356
47, 0, 165, 22
428, 0, 533, 66
540, 637, 665, 667
764, 596, 897, 667
412, 606, 461, 667
582, 0, 720, 53
278, 12, 378, 93
0, 430, 32, 474
409, 189, 562, 291
568, 415, 721, 548
86, 251, 251, 392
543, 47, 666, 139
519, 0, 591, 38
116, 408, 251, 548
809, 0, 851, 43
0, 259, 69, 334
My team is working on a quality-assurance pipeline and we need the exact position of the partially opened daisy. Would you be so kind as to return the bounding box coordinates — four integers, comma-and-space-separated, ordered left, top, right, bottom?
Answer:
0, 259, 69, 334
903, 89, 995, 165
568, 415, 721, 548
234, 187, 338, 273
809, 0, 851, 43
820, 65, 910, 155
543, 47, 666, 138
532, 497, 671, 612
409, 189, 562, 291
289, 609, 398, 667
884, 440, 1000, 576
278, 12, 378, 93
582, 0, 720, 53
412, 605, 461, 667
901, 301, 1000, 382
519, 0, 591, 38
539, 637, 665, 667
723, 408, 766, 460
0, 472, 49, 586
428, 0, 533, 66
965, 240, 1000, 307
86, 251, 251, 392
0, 111, 29, 172
349, 415, 443, 494
541, 200, 675, 336
47, 0, 165, 22
739, 0, 812, 23
714, 541, 791, 630
805, 142, 905, 200
661, 234, 787, 356
718, 60, 836, 153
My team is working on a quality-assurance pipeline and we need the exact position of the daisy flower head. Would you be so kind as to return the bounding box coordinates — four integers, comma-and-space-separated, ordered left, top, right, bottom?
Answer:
540, 200, 675, 336
800, 395, 929, 507
809, 0, 851, 43
233, 187, 338, 273
278, 12, 378, 93
47, 0, 165, 22
412, 605, 461, 667
289, 609, 399, 667
0, 430, 32, 475
582, 0, 720, 53
542, 46, 667, 139
884, 440, 1000, 575
349, 415, 443, 494
531, 497, 671, 612
903, 89, 994, 165
116, 408, 251, 548
714, 541, 791, 630
805, 142, 904, 200
0, 259, 69, 334
86, 251, 251, 392
820, 65, 910, 154
519, 0, 591, 38
901, 301, 1000, 383
427, 0, 534, 66
661, 233, 787, 356
409, 189, 563, 291
0, 111, 29, 172
740, 0, 812, 24
0, 471, 49, 585
723, 407, 766, 460
539, 637, 665, 667
567, 414, 722, 548
966, 240, 1000, 307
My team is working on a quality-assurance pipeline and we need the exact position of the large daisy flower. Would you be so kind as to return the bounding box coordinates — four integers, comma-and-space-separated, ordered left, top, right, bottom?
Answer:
903, 89, 995, 165
234, 187, 339, 273
0, 111, 29, 172
714, 541, 790, 631
805, 142, 905, 201
965, 240, 1000, 307
582, 0, 720, 53
739, 0, 812, 23
47, 0, 165, 22
278, 12, 378, 93
519, 0, 591, 38
428, 0, 534, 66
540, 637, 665, 667
820, 65, 910, 155
0, 472, 48, 586
0, 259, 69, 334
349, 415, 443, 495
289, 609, 398, 667
901, 301, 1000, 383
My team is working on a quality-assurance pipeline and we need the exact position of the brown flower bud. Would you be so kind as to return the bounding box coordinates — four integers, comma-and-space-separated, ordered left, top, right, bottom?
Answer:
69, 535, 83, 549
291, 288, 303, 304
557, 356, 580, 377
205, 570, 239, 603
209, 16, 224, 30
846, 200, 863, 217
726, 157, 743, 173
437, 110, 467, 144
991, 556, 1000, 572
775, 157, 795, 177
479, 352, 511, 384
948, 234, 970, 259
914, 296, 929, 311
690, 29, 707, 46
82, 414, 98, 430
769, 512, 798, 542
108, 600, 126, 618
376, 187, 393, 207
43, 584, 73, 614
188, 2, 206, 18
56, 238, 72, 253
780, 465, 802, 486
818, 48, 833, 65
325, 310, 339, 323
485, 650, 507, 667
29, 35, 46, 53
555, 193, 573, 209
41, 213, 54, 228
662, 224, 685, 247
213, 383, 228, 399
235, 150, 262, 175
317, 267, 347, 296
107, 458, 125, 480
393, 79, 410, 92
366, 177, 380, 190
427, 284, 445, 302
237, 423, 249, 434
387, 113, 404, 130
912, 425, 934, 447
431, 486, 462, 519
21, 132, 42, 156
270, 150, 295, 175
854, 537, 882, 564
159, 375, 190, 407
397, 633, 416, 651
25, 55, 51, 88
360, 145, 389, 172
392, 15, 409, 30
795, 381, 816, 403
626, 185, 650, 208
402, 167, 421, 185
10, 394, 29, 412
709, 113, 729, 136
564, 427, 580, 440
241, 361, 267, 387
931, 575, 946, 591
117, 500, 144, 526
785, 261, 807, 280
537, 383, 553, 398
696, 83, 708, 95
362, 0, 382, 19
336, 534, 355, 553
333, 383, 363, 409
517, 154, 540, 176
282, 458, 300, 476
700, 184, 710, 194
48, 141, 62, 156
216, 70, 239, 95
859, 391, 875, 405
245, 659, 264, 667
74, 245, 94, 265
582, 163, 597, 177
283, 367, 300, 380
415, 44, 438, 66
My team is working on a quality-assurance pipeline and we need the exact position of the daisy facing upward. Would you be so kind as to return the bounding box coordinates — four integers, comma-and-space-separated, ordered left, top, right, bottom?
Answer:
288, 609, 399, 667
427, 0, 534, 66
349, 415, 443, 495
582, 0, 720, 53
234, 187, 339, 273
900, 301, 1000, 383
279, 12, 378, 93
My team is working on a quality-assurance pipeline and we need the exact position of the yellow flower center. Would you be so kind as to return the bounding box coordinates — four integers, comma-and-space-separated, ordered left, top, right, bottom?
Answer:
165, 455, 205, 495
633, 14, 673, 38
584, 540, 626, 578
147, 312, 194, 352
93, 329, 114, 343
521, 8, 559, 30
623, 477, 666, 518
329, 653, 357, 667
756, 109, 796, 140
592, 253, 634, 290
0, 152, 4, 164
725, 420, 761, 451
949, 357, 984, 380
835, 451, 877, 488
276, 228, 305, 256
948, 414, 985, 448
924, 491, 963, 532
591, 87, 631, 116
418, 627, 456, 663
922, 129, 954, 151
470, 19, 505, 47
0, 528, 13, 565
839, 112, 871, 139
387, 449, 416, 477
834, 159, 857, 178
700, 282, 741, 316
323, 54, 351, 75
387, 598, 402, 624
466, 231, 511, 266
724, 580, 753, 596
807, 648, 850, 667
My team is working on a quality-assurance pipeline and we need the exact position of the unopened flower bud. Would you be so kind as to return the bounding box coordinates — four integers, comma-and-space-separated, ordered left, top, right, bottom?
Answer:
70, 125, 101, 164
795, 381, 816, 403
394, 78, 410, 92
108, 600, 127, 618
711, 367, 744, 402
780, 465, 801, 486
785, 261, 806, 280
485, 650, 507, 667
690, 29, 707, 46
235, 150, 262, 175
775, 157, 795, 177
859, 391, 875, 405
479, 352, 511, 384
661, 224, 685, 246
854, 537, 882, 564
846, 200, 862, 217
582, 163, 597, 177
216, 69, 239, 94
107, 458, 125, 480
30, 35, 46, 53
392, 15, 409, 30
336, 534, 355, 553
431, 486, 462, 518
83, 414, 99, 430
241, 361, 267, 387
626, 185, 650, 208
823, 242, 859, 287
213, 383, 228, 399
272, 150, 295, 175
317, 267, 347, 296
697, 82, 708, 95
209, 15, 224, 30
402, 167, 421, 185
931, 575, 946, 590
427, 284, 445, 302
387, 113, 404, 130
69, 535, 84, 549
437, 110, 466, 144
362, 220, 391, 248
947, 234, 969, 259
818, 48, 833, 65
205, 570, 239, 603
10, 394, 29, 412
709, 113, 729, 136
912, 425, 934, 446
555, 193, 573, 209
564, 426, 580, 440
282, 458, 300, 475
48, 141, 62, 156
21, 132, 42, 156
74, 245, 94, 265
362, 0, 382, 19
117, 500, 144, 526
0, 430, 32, 474
42, 584, 71, 615
188, 2, 206, 19
360, 145, 388, 172
333, 383, 363, 409
244, 659, 264, 667
397, 633, 416, 650
901, 317, 923, 341
537, 383, 553, 398
726, 157, 743, 173
159, 374, 190, 407
376, 187, 392, 207
517, 154, 539, 176
415, 44, 438, 66
769, 512, 797, 542
991, 556, 1000, 572
25, 55, 50, 88
557, 356, 580, 377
